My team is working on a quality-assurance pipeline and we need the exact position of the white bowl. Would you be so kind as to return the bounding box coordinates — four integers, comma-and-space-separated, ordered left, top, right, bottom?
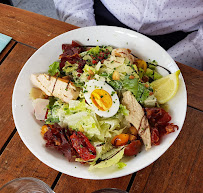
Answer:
12, 26, 187, 180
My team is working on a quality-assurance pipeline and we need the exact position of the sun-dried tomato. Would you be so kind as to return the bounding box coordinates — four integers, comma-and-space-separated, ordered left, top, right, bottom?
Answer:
43, 124, 77, 162
124, 140, 142, 156
92, 60, 97, 64
70, 131, 96, 161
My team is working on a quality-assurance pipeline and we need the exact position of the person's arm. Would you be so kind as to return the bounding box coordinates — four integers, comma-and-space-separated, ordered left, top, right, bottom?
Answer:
53, 0, 96, 27
167, 24, 203, 70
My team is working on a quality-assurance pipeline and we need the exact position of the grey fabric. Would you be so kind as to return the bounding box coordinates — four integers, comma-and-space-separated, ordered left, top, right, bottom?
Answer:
12, 0, 59, 20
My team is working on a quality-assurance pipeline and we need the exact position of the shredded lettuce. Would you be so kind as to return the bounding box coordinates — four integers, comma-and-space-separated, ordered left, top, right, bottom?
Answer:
118, 104, 129, 116
47, 97, 57, 110
45, 115, 59, 125
108, 80, 123, 90
45, 99, 125, 141
99, 118, 120, 131
63, 65, 78, 75
88, 46, 100, 55
117, 162, 127, 169
83, 64, 96, 74
87, 46, 113, 56
68, 99, 87, 112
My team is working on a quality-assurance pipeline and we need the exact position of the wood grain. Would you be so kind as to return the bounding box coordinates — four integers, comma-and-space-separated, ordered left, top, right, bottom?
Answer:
0, 43, 36, 150
0, 40, 16, 62
0, 4, 78, 49
54, 174, 132, 193
130, 107, 203, 193
0, 132, 58, 187
177, 62, 203, 111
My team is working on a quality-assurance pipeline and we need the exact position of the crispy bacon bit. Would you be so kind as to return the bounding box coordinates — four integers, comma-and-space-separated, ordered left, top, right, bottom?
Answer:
43, 124, 78, 161
151, 127, 160, 145
91, 50, 111, 64
70, 131, 96, 161
145, 108, 178, 145
61, 41, 85, 58
165, 123, 179, 134
60, 53, 86, 70
59, 41, 86, 70
142, 76, 149, 83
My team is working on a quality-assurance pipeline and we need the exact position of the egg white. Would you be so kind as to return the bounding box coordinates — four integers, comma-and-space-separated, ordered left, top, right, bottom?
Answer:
83, 80, 120, 117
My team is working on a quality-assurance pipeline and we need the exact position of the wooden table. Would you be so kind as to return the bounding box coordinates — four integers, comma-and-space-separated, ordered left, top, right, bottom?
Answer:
0, 3, 202, 193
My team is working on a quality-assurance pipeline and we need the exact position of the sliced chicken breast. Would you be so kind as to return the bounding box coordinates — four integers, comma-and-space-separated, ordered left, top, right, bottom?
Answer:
111, 48, 135, 64
122, 91, 151, 150
31, 74, 80, 103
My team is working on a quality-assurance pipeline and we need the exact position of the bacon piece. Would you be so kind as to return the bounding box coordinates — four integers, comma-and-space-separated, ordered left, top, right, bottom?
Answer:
165, 123, 179, 134
61, 41, 85, 57
60, 53, 86, 70
59, 41, 86, 70
151, 127, 160, 145
145, 108, 178, 145
43, 124, 78, 161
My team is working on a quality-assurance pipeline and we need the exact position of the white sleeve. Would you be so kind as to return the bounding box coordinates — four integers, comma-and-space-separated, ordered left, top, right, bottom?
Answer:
53, 0, 96, 27
167, 24, 203, 71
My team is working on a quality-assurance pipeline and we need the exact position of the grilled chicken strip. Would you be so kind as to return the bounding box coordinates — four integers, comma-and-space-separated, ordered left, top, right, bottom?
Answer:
122, 91, 151, 150
111, 48, 135, 64
30, 74, 80, 103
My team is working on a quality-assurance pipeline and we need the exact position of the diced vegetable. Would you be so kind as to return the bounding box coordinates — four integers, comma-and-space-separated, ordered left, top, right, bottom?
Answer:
111, 134, 129, 146
124, 140, 142, 156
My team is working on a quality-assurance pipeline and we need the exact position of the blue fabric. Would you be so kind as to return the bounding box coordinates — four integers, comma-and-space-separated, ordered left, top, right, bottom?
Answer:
0, 33, 12, 53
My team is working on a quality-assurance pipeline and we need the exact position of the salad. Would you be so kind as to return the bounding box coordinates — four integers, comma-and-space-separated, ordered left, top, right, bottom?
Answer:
30, 41, 179, 170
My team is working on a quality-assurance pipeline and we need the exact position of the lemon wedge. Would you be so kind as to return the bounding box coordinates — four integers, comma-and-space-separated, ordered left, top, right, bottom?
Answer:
150, 70, 180, 104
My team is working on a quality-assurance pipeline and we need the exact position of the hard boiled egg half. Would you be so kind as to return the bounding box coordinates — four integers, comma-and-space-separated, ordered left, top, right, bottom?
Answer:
83, 80, 120, 117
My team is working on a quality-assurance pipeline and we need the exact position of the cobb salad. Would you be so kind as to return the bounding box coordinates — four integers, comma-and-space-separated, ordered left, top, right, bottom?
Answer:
30, 41, 179, 170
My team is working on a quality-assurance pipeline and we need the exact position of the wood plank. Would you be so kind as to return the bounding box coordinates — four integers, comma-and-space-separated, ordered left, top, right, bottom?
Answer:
0, 4, 78, 49
184, 136, 203, 193
54, 174, 132, 193
0, 43, 36, 150
177, 62, 203, 111
130, 107, 203, 193
0, 40, 16, 62
0, 132, 58, 187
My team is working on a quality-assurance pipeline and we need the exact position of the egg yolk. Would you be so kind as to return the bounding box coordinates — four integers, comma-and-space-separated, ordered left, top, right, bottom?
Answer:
91, 89, 112, 111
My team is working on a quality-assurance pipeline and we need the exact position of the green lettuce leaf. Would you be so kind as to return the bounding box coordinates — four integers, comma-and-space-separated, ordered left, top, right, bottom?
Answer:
108, 80, 123, 90
48, 61, 60, 76
122, 76, 138, 96
88, 46, 100, 55
89, 147, 125, 170
68, 99, 87, 112
136, 83, 150, 104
